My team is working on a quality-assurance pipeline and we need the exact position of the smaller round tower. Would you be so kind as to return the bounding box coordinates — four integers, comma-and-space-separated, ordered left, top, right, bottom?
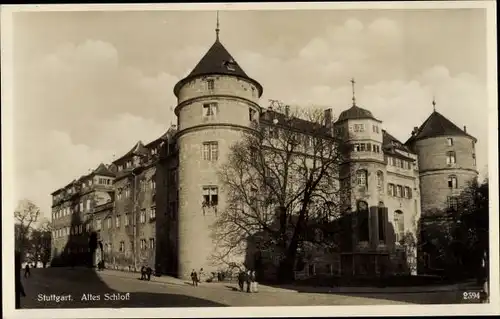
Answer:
406, 101, 478, 215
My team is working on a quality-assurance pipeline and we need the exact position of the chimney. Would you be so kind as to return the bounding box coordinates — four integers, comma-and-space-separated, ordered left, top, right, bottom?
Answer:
285, 105, 290, 117
464, 125, 467, 133
324, 108, 333, 126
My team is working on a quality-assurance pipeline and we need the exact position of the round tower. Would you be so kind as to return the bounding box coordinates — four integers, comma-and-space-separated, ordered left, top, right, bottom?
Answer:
406, 103, 478, 215
334, 79, 385, 213
173, 26, 262, 279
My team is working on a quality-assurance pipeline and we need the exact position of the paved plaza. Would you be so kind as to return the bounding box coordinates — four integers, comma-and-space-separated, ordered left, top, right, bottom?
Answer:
18, 267, 480, 308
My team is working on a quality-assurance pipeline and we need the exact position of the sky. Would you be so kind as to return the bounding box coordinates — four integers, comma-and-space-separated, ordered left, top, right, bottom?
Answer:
9, 7, 490, 220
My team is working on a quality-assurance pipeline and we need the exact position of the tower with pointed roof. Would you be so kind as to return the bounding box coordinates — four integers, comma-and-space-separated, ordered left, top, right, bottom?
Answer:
405, 103, 478, 215
173, 15, 263, 278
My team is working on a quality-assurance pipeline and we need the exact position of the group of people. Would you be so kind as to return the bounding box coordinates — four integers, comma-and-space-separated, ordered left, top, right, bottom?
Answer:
140, 266, 153, 281
190, 268, 205, 286
238, 269, 258, 293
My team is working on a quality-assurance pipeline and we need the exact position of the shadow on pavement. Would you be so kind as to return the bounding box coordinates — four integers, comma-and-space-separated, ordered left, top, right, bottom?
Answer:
20, 267, 226, 308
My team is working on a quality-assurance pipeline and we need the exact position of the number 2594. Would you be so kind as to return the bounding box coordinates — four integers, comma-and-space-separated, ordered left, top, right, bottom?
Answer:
462, 292, 481, 300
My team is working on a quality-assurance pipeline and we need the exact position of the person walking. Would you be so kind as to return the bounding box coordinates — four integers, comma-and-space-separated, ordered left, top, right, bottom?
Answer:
237, 270, 246, 292
140, 266, 146, 280
250, 270, 258, 293
146, 266, 152, 281
246, 270, 252, 293
191, 269, 198, 287
24, 263, 31, 278
15, 251, 26, 309
198, 268, 204, 284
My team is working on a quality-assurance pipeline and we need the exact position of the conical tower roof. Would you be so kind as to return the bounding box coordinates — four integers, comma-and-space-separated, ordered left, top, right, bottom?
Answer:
173, 39, 263, 97
406, 111, 476, 144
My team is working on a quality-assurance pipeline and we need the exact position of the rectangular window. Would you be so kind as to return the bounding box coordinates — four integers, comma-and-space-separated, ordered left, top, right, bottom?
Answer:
119, 241, 125, 252
125, 187, 130, 198
446, 151, 456, 164
150, 206, 156, 220
396, 185, 403, 197
359, 143, 366, 152
116, 215, 120, 228
149, 238, 155, 250
472, 154, 476, 166
207, 79, 215, 90
448, 196, 459, 211
203, 102, 218, 117
202, 142, 219, 161
86, 199, 91, 210
249, 108, 257, 122
107, 217, 112, 229
140, 209, 146, 223
151, 178, 156, 190
202, 186, 219, 206
447, 138, 453, 146
353, 143, 360, 152
354, 124, 365, 132
448, 176, 458, 188
79, 202, 84, 212
124, 213, 129, 226
404, 186, 412, 199
268, 127, 279, 139
140, 239, 147, 250
96, 219, 101, 230
356, 170, 367, 187
395, 158, 401, 168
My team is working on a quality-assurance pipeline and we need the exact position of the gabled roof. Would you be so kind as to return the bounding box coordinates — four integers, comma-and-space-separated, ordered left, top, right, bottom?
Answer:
113, 141, 149, 164
382, 130, 413, 155
261, 109, 331, 136
336, 105, 379, 123
173, 39, 263, 97
93, 163, 115, 177
405, 111, 476, 144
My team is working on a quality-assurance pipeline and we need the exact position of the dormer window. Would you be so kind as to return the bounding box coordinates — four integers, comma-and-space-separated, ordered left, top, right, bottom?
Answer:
117, 165, 123, 171
223, 60, 236, 71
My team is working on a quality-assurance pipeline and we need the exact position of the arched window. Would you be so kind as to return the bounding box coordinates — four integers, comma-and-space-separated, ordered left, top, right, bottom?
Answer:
393, 210, 405, 244
357, 201, 369, 242
448, 175, 458, 189
376, 171, 384, 189
356, 170, 368, 187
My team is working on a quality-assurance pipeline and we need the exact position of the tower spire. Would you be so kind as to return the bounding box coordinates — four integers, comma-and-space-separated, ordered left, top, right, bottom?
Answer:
432, 96, 436, 112
350, 78, 357, 107
215, 11, 220, 41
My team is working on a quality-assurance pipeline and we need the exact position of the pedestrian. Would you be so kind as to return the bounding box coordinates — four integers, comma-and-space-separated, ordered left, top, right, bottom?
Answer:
199, 268, 204, 284
15, 251, 26, 309
237, 270, 246, 291
246, 270, 252, 293
24, 263, 30, 278
140, 266, 146, 280
191, 269, 198, 286
250, 270, 258, 293
146, 266, 152, 281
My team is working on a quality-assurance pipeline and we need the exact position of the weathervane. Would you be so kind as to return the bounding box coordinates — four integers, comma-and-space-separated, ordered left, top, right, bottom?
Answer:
432, 96, 436, 112
350, 78, 357, 107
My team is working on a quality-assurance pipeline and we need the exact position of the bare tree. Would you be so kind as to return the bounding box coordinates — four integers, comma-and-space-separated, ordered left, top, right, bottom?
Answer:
28, 219, 52, 268
14, 200, 41, 261
212, 101, 351, 282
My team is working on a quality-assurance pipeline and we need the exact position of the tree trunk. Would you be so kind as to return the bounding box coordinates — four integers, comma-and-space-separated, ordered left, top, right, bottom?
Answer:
278, 203, 308, 283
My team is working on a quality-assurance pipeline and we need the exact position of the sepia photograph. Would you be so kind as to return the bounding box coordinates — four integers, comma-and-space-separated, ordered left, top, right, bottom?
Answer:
1, 1, 498, 318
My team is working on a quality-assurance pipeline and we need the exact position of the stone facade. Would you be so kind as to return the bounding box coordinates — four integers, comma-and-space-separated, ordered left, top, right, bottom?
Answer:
409, 135, 478, 214
49, 31, 479, 280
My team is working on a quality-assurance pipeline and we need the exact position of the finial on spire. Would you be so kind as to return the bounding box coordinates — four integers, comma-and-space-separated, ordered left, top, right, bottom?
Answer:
350, 78, 357, 107
432, 96, 436, 112
215, 11, 220, 41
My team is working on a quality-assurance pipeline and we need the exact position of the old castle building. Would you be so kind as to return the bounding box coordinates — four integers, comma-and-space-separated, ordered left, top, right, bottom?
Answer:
49, 22, 478, 279
405, 103, 478, 215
